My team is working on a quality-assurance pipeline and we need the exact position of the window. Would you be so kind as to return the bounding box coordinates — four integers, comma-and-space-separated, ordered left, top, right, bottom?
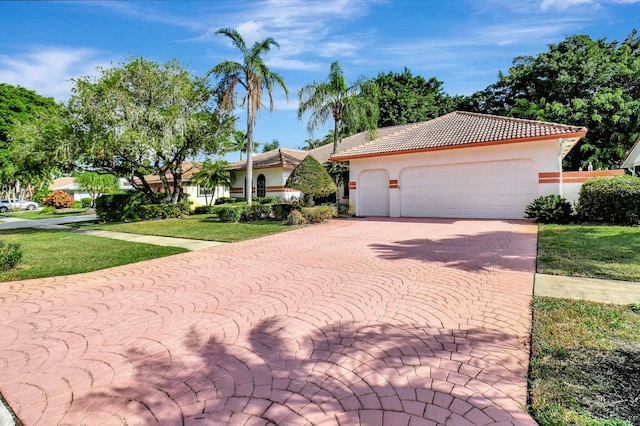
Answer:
198, 186, 213, 197
257, 174, 266, 198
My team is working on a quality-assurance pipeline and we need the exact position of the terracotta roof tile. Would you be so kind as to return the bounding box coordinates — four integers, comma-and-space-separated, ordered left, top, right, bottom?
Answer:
228, 148, 309, 171
330, 111, 587, 160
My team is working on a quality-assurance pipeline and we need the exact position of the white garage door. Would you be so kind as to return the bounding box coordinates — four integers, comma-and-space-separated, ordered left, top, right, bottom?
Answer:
358, 169, 389, 216
400, 160, 538, 219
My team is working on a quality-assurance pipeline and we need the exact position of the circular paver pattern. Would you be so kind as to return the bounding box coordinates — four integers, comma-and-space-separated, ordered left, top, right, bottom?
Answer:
0, 218, 538, 425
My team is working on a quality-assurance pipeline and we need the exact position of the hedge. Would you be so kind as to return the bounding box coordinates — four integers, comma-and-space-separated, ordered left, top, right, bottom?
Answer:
95, 192, 150, 222
576, 175, 640, 225
212, 204, 248, 222
138, 203, 190, 220
301, 205, 336, 223
240, 204, 273, 221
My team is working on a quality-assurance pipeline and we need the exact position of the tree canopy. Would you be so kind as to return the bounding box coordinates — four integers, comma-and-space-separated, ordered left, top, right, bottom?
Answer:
298, 61, 378, 154
68, 57, 234, 203
463, 30, 640, 170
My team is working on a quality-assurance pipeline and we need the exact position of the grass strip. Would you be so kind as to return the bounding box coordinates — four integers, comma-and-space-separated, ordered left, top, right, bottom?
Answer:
537, 224, 640, 281
0, 228, 187, 282
530, 297, 640, 425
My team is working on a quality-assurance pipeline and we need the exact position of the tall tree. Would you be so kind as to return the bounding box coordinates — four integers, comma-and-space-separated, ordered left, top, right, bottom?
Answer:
0, 84, 61, 199
68, 57, 234, 203
190, 159, 234, 206
464, 30, 640, 169
297, 61, 378, 155
210, 28, 289, 205
364, 68, 459, 128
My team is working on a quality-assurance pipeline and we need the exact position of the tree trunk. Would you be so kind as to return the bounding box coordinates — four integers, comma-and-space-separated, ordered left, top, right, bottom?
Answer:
333, 118, 340, 154
246, 104, 254, 206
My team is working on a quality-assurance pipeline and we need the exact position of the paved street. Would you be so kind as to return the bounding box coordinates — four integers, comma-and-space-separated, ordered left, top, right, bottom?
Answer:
0, 218, 538, 425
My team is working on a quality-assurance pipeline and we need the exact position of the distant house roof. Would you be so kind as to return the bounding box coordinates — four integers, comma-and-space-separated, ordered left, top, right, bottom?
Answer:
228, 149, 309, 171
621, 137, 640, 169
141, 161, 200, 185
49, 176, 132, 191
330, 111, 587, 161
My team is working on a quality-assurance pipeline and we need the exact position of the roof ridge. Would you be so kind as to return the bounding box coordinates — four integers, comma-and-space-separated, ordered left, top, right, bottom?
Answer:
336, 122, 423, 157
455, 110, 587, 131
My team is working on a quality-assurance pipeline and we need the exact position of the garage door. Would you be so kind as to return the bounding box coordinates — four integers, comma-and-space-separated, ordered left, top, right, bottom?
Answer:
358, 169, 389, 216
400, 160, 538, 219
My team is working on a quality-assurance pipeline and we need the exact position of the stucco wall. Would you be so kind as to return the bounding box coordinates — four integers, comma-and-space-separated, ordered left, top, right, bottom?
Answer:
348, 139, 563, 217
231, 168, 302, 201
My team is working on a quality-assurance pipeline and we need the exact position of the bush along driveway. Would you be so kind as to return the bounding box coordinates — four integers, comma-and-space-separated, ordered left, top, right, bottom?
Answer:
0, 218, 538, 424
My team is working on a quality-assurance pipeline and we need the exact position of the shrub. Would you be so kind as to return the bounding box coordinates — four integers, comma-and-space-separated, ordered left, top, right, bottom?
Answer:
272, 202, 302, 220
138, 203, 191, 220
40, 206, 56, 214
41, 190, 74, 209
240, 204, 273, 221
576, 175, 640, 225
286, 156, 337, 206
81, 198, 93, 208
0, 240, 22, 271
213, 204, 247, 222
301, 205, 337, 223
95, 192, 149, 222
524, 195, 573, 224
193, 205, 219, 215
285, 210, 306, 225
255, 196, 280, 205
72, 200, 83, 209
215, 197, 246, 205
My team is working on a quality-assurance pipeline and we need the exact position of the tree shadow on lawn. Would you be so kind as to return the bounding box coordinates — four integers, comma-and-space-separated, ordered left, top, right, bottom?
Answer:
370, 231, 536, 273
69, 319, 534, 424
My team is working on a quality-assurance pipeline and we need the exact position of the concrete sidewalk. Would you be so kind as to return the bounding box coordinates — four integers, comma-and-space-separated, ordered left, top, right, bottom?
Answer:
69, 228, 226, 251
535, 273, 640, 304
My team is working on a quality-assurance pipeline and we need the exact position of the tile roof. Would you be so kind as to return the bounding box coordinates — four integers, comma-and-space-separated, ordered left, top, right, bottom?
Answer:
330, 111, 587, 160
142, 161, 200, 184
621, 136, 640, 169
228, 148, 309, 171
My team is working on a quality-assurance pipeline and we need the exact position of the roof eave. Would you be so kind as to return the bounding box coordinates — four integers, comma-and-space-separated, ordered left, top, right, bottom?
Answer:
621, 137, 640, 169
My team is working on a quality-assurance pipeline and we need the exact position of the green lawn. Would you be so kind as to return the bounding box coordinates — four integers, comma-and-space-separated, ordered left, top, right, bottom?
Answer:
0, 208, 91, 220
0, 229, 187, 282
530, 297, 640, 426
537, 224, 640, 281
82, 214, 296, 242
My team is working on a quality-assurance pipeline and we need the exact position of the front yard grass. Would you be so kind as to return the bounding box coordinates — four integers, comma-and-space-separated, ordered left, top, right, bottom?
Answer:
537, 224, 640, 281
0, 208, 91, 221
530, 297, 640, 426
82, 214, 295, 242
0, 229, 187, 282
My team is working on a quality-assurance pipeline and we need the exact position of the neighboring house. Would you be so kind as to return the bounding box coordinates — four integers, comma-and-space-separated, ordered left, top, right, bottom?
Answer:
329, 111, 590, 219
141, 161, 230, 206
622, 137, 640, 176
49, 177, 133, 201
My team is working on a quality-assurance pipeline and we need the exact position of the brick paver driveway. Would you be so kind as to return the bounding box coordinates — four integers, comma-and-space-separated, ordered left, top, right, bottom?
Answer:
0, 218, 538, 425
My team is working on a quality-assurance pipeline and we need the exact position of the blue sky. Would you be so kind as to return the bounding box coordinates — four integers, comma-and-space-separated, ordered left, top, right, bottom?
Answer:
2, 0, 639, 158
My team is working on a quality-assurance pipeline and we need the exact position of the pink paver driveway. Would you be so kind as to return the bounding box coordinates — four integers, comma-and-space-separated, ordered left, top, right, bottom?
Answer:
0, 218, 538, 425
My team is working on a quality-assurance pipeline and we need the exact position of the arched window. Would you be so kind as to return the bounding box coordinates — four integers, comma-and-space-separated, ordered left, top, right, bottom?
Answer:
257, 174, 266, 198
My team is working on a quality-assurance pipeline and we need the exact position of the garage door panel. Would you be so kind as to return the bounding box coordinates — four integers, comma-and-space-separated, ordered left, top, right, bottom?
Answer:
400, 160, 537, 219
358, 169, 389, 216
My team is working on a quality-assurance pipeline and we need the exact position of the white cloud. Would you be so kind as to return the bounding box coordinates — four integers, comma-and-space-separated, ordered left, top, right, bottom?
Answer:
0, 47, 105, 100
540, 0, 594, 10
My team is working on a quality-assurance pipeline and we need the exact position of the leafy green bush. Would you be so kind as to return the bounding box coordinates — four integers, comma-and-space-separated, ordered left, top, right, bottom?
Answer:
213, 204, 248, 222
525, 195, 574, 224
42, 190, 74, 209
72, 200, 83, 209
0, 240, 23, 271
138, 203, 190, 220
193, 205, 219, 215
286, 156, 337, 206
285, 210, 306, 225
40, 206, 56, 214
95, 192, 150, 222
576, 176, 640, 225
272, 202, 302, 220
81, 198, 93, 208
240, 204, 273, 221
255, 196, 280, 205
301, 205, 337, 223
215, 197, 246, 205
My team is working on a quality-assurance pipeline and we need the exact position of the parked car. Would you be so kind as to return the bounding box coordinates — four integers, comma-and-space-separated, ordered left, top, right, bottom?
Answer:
0, 199, 39, 212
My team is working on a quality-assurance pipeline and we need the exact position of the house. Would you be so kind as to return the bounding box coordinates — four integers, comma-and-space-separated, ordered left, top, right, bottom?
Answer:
49, 177, 133, 201
622, 137, 640, 176
141, 161, 229, 206
329, 111, 588, 219
228, 124, 416, 202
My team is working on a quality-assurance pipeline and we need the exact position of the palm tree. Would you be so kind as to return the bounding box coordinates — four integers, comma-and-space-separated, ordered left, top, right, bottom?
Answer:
210, 28, 288, 205
191, 159, 234, 206
298, 61, 378, 154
